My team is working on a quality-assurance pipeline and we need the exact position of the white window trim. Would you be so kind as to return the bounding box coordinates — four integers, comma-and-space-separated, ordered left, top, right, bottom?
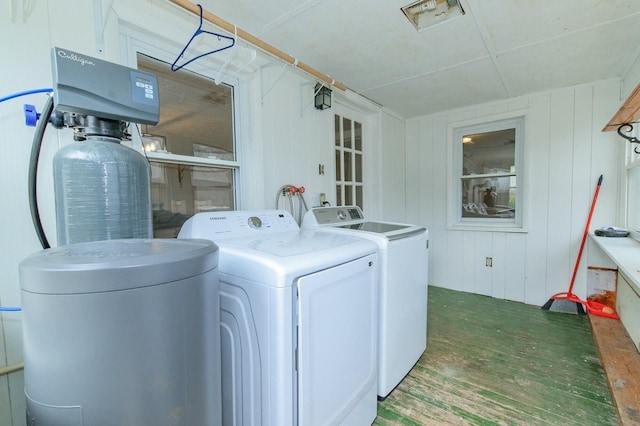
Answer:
145, 152, 239, 169
447, 110, 528, 233
624, 124, 640, 241
118, 25, 241, 172
117, 22, 245, 212
334, 113, 364, 207
333, 103, 378, 214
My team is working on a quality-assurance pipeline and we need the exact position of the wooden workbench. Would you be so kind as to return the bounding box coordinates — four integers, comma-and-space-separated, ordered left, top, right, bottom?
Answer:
589, 233, 640, 424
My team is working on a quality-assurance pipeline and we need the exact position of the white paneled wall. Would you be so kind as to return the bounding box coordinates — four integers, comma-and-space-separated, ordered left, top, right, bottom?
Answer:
1, 4, 57, 425
623, 54, 640, 100
380, 111, 407, 222
406, 80, 623, 306
258, 67, 335, 209
0, 1, 636, 425
0, 2, 381, 424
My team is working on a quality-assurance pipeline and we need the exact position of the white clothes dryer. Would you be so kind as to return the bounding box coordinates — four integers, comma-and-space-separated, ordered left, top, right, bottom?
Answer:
178, 210, 378, 426
302, 206, 428, 399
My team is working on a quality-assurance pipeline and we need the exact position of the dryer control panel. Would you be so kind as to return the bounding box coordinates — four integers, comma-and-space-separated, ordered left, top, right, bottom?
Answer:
178, 210, 299, 240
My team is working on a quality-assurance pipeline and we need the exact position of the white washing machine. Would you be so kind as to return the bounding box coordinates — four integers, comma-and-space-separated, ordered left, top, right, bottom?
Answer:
302, 206, 428, 399
178, 210, 378, 426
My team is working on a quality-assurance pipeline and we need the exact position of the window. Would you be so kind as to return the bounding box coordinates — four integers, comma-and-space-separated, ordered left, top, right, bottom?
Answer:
628, 164, 640, 235
452, 117, 523, 228
625, 126, 640, 239
335, 114, 363, 207
137, 54, 238, 238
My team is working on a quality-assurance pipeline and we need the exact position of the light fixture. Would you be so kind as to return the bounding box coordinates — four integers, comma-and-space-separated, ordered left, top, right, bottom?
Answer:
462, 136, 473, 144
314, 83, 332, 110
141, 134, 166, 152
401, 0, 465, 32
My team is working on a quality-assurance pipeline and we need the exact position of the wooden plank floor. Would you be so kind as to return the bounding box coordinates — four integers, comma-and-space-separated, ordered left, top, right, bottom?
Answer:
375, 287, 618, 425
590, 313, 640, 425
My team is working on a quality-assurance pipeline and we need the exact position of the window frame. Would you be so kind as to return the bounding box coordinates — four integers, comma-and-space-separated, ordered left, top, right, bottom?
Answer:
334, 113, 364, 208
448, 113, 526, 232
121, 33, 241, 166
119, 27, 242, 223
624, 124, 640, 241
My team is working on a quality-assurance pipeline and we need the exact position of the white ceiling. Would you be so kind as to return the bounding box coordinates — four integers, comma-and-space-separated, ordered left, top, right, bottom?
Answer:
197, 0, 640, 118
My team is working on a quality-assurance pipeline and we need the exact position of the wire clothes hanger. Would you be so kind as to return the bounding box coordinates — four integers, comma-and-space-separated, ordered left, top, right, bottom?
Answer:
171, 3, 235, 72
213, 24, 257, 85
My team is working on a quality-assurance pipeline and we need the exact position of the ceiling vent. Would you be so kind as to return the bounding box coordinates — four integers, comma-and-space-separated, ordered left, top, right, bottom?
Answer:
401, 0, 465, 32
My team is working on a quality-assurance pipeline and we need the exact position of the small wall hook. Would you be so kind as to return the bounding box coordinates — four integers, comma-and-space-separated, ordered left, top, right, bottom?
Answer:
617, 123, 640, 154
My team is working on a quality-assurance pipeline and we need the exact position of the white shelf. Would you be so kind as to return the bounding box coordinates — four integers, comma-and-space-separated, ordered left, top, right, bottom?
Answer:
590, 233, 640, 295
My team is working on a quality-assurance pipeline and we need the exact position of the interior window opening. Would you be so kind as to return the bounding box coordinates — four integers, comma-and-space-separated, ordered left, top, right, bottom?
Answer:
136, 53, 237, 237
335, 114, 364, 208
454, 117, 523, 227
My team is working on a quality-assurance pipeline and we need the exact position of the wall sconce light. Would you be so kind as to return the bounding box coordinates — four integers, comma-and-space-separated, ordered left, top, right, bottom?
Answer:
617, 123, 640, 153
314, 83, 332, 110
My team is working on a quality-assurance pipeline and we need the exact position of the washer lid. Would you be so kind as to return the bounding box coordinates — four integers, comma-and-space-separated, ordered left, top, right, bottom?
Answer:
337, 222, 426, 240
19, 238, 218, 294
303, 206, 426, 240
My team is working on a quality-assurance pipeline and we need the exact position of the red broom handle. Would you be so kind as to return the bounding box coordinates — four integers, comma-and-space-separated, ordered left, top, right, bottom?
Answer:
567, 174, 603, 295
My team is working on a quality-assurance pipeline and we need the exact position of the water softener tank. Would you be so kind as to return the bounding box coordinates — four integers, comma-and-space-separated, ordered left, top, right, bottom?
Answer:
19, 238, 222, 426
53, 136, 152, 245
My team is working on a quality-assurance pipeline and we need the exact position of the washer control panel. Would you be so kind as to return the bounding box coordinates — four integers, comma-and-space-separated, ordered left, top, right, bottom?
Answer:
304, 206, 365, 226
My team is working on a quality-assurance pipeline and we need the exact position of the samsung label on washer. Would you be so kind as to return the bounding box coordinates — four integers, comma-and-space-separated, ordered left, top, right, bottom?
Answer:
209, 216, 226, 220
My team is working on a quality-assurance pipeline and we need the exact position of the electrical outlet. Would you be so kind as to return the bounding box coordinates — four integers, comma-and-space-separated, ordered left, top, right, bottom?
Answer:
486, 257, 493, 267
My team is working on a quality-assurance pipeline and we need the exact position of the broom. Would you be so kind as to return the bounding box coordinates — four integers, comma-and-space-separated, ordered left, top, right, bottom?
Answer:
542, 174, 603, 314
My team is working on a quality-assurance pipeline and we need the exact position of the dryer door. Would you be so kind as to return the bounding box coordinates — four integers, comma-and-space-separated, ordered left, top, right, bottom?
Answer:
296, 253, 377, 426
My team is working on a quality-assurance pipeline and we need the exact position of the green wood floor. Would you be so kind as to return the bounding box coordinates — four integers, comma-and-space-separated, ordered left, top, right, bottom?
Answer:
375, 286, 618, 425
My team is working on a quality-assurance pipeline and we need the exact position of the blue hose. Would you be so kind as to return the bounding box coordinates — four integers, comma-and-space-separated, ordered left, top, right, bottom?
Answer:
0, 88, 54, 304
0, 88, 52, 103
0, 307, 22, 312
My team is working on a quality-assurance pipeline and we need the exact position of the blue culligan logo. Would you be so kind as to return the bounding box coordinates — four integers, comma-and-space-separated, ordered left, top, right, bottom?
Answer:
57, 50, 96, 66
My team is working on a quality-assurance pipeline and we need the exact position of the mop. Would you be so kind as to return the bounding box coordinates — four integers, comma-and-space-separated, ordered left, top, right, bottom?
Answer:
542, 175, 602, 314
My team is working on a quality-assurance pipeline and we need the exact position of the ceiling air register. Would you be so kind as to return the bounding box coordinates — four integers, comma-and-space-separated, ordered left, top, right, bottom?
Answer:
401, 0, 465, 31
